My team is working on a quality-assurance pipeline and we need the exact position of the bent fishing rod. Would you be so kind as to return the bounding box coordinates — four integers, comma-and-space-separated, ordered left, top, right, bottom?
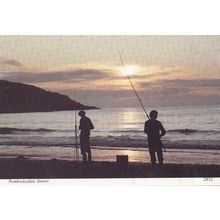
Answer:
119, 52, 149, 119
72, 108, 79, 160
119, 52, 166, 151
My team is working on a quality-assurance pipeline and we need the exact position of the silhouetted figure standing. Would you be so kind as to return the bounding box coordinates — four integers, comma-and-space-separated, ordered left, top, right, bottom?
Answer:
78, 110, 94, 162
144, 110, 166, 166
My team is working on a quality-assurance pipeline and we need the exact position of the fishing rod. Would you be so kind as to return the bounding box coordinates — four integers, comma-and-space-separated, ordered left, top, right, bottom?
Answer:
119, 51, 149, 119
119, 52, 166, 152
74, 108, 79, 160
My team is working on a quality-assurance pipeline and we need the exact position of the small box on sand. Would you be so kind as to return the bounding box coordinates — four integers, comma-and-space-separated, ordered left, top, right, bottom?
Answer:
116, 155, 129, 168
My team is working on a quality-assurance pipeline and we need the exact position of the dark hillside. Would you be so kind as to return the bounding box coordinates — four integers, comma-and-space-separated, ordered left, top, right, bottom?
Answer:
0, 80, 97, 113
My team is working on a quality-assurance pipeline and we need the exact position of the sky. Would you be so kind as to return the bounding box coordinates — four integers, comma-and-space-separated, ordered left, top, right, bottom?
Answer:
0, 35, 220, 108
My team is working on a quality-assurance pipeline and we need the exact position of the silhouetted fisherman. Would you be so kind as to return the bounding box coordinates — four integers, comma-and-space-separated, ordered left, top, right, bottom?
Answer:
144, 110, 166, 166
78, 110, 94, 162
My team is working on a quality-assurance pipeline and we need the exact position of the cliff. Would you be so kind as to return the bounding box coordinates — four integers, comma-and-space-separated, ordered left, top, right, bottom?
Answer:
0, 80, 97, 113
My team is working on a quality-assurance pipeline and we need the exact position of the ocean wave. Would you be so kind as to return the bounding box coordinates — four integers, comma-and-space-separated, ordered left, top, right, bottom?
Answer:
111, 129, 143, 133
1, 127, 220, 136
112, 128, 220, 135
1, 138, 220, 150
0, 127, 58, 134
168, 129, 220, 134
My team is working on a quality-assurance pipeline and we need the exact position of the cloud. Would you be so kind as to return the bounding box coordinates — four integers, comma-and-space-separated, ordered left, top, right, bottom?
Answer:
1, 68, 112, 84
1, 61, 220, 107
57, 89, 139, 107
0, 57, 23, 67
57, 79, 220, 108
139, 79, 220, 90
114, 78, 220, 107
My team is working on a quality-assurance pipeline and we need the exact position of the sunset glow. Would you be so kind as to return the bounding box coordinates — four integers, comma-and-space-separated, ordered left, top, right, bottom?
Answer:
119, 65, 142, 77
0, 36, 220, 107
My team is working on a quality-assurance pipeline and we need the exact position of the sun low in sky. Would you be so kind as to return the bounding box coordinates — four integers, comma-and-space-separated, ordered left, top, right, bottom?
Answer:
0, 35, 220, 108
119, 64, 142, 77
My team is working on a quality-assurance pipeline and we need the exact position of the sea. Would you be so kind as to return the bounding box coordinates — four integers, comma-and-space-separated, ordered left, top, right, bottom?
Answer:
0, 105, 220, 164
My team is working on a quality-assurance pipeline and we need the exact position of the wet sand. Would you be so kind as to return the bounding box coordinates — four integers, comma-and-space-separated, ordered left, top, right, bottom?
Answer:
1, 145, 220, 164
0, 156, 220, 179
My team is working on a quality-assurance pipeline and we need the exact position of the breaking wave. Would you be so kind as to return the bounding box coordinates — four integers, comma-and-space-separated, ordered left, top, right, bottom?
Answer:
168, 129, 220, 134
0, 127, 58, 134
1, 127, 220, 135
112, 128, 220, 135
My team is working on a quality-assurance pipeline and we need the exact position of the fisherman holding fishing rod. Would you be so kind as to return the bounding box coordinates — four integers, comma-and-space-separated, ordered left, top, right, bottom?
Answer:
78, 110, 94, 162
119, 52, 167, 167
144, 110, 166, 166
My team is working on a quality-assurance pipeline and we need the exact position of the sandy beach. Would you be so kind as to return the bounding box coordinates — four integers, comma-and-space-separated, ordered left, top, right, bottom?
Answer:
0, 156, 220, 179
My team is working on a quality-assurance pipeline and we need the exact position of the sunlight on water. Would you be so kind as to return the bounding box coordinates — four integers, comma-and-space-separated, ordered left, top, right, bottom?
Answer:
120, 109, 141, 129
0, 105, 220, 163
0, 105, 220, 149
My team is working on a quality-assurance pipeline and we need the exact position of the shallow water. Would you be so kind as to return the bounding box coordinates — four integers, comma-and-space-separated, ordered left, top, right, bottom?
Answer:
0, 105, 220, 164
0, 145, 220, 165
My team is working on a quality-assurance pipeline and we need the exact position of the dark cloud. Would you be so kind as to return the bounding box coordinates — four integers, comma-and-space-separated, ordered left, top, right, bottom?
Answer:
61, 79, 220, 107
134, 70, 176, 80
139, 79, 220, 89
2, 66, 220, 107
58, 82, 220, 108
58, 89, 139, 108
60, 89, 133, 98
1, 68, 112, 83
0, 58, 23, 67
